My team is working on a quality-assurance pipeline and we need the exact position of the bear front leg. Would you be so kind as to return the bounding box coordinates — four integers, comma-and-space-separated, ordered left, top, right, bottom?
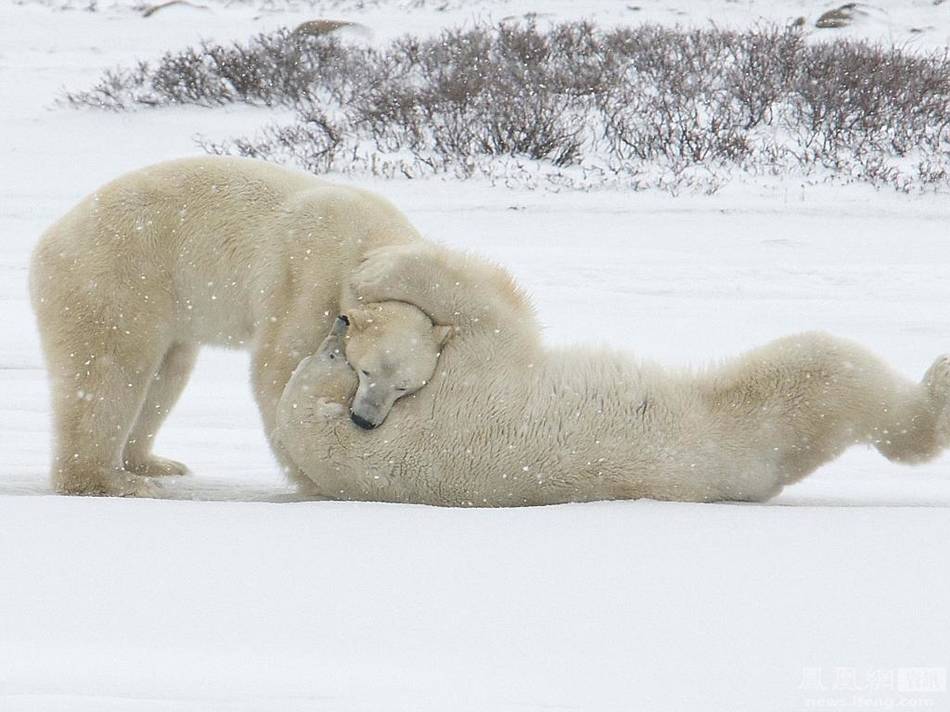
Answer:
350, 243, 512, 329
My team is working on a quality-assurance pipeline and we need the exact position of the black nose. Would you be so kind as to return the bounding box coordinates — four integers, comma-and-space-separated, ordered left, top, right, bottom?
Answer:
350, 411, 378, 430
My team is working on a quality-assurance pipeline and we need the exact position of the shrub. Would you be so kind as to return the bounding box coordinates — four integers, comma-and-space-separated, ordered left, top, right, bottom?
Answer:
66, 21, 950, 192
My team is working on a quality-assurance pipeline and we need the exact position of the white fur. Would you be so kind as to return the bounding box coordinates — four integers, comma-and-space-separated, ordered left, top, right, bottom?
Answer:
278, 243, 950, 505
29, 156, 421, 496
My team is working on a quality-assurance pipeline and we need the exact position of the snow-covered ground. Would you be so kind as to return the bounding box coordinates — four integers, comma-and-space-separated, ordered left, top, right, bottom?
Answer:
2, 2, 949, 710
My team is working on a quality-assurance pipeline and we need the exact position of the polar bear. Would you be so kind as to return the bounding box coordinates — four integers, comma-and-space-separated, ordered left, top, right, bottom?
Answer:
276, 303, 451, 500
276, 243, 950, 505
29, 156, 425, 497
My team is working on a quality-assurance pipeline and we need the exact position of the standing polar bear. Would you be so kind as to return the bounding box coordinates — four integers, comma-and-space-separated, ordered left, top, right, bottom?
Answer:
277, 243, 950, 505
30, 156, 424, 496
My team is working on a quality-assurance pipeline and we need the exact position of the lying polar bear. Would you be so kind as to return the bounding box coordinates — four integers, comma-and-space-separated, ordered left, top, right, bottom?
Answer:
277, 243, 950, 505
29, 156, 425, 497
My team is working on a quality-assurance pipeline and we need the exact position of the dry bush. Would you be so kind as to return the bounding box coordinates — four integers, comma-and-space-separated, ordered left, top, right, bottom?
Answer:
66, 22, 950, 192
65, 29, 360, 108
790, 42, 950, 160
200, 111, 342, 173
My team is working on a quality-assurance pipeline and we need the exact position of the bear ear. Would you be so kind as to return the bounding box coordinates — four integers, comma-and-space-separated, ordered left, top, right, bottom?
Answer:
433, 325, 453, 346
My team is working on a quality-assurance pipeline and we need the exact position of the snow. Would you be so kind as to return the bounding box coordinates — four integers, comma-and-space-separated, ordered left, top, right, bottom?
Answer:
1, 1, 949, 710
3, 497, 949, 711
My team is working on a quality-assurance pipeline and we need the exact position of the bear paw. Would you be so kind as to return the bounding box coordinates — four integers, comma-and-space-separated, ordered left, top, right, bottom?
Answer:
923, 355, 950, 446
351, 244, 429, 304
923, 354, 950, 407
59, 470, 163, 498
316, 399, 347, 420
116, 472, 163, 497
125, 455, 189, 477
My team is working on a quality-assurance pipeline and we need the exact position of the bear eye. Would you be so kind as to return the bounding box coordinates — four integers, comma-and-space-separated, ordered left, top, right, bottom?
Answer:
361, 369, 371, 376
395, 386, 408, 392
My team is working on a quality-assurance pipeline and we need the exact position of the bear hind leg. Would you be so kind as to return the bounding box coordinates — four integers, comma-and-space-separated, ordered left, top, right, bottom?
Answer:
873, 355, 950, 464
123, 341, 199, 477
44, 330, 169, 497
